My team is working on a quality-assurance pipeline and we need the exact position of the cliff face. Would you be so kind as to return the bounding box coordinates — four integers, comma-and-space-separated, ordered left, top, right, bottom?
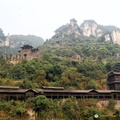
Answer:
105, 30, 120, 45
111, 30, 120, 45
54, 19, 120, 45
80, 20, 103, 37
55, 18, 81, 38
53, 19, 120, 45
54, 19, 104, 38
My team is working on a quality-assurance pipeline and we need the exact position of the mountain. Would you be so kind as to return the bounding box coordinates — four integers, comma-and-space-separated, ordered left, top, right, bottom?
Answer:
8, 35, 44, 55
40, 19, 120, 61
0, 29, 44, 56
53, 19, 120, 44
10, 35, 44, 48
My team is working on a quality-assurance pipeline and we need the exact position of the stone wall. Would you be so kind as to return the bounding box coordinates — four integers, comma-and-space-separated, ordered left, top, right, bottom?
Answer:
3, 45, 41, 64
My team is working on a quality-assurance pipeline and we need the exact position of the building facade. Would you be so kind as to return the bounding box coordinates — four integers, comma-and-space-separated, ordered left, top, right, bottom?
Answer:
3, 45, 41, 64
107, 63, 120, 90
0, 86, 120, 101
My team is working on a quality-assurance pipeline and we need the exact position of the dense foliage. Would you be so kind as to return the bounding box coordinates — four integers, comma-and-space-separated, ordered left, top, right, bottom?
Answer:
0, 54, 118, 90
0, 97, 119, 120
41, 35, 120, 60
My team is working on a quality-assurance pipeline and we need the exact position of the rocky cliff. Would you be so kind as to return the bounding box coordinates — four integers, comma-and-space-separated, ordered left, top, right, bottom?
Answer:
54, 19, 120, 45
80, 20, 103, 37
55, 18, 81, 38
105, 30, 120, 45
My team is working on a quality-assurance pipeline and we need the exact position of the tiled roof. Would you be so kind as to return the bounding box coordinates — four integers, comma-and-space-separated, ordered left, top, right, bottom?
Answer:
0, 86, 119, 94
42, 86, 64, 90
0, 86, 19, 90
108, 71, 120, 76
0, 89, 27, 93
0, 89, 39, 93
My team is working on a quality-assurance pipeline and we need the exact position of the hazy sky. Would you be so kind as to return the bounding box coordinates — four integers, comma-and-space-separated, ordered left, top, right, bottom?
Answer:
0, 0, 120, 40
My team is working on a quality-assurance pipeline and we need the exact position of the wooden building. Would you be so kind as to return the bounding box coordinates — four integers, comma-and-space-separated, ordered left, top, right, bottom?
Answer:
0, 63, 120, 101
0, 86, 120, 101
107, 63, 120, 90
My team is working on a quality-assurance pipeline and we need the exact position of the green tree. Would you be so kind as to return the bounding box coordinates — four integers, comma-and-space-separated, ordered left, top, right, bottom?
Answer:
16, 107, 26, 117
108, 100, 117, 111
113, 109, 120, 119
46, 64, 64, 82
33, 95, 53, 120
87, 79, 98, 89
62, 98, 80, 120
82, 107, 100, 120
11, 65, 26, 79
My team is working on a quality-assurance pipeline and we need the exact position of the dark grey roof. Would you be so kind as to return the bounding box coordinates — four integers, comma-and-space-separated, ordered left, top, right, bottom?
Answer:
108, 71, 120, 76
42, 86, 64, 90
0, 86, 19, 90
0, 88, 118, 94
0, 89, 27, 93
107, 81, 120, 84
0, 89, 39, 93
36, 89, 113, 94
96, 90, 114, 93
113, 63, 120, 72
0, 85, 119, 94
0, 89, 115, 94
37, 89, 90, 93
21, 45, 33, 49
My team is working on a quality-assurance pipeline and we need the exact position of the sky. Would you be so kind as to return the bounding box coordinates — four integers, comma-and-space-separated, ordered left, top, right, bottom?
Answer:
0, 0, 120, 40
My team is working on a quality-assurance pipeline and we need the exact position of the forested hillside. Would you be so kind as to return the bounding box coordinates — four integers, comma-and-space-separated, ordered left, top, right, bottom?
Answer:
0, 56, 119, 119
40, 19, 120, 61
41, 35, 120, 60
1, 19, 120, 119
0, 55, 118, 90
0, 19, 120, 90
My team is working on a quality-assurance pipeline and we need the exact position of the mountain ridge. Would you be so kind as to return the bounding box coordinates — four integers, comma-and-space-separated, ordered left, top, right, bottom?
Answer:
40, 19, 120, 61
53, 19, 120, 44
0, 30, 44, 56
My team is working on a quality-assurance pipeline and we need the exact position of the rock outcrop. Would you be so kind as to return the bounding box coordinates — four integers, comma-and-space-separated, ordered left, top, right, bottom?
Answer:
104, 30, 120, 45
80, 20, 103, 37
111, 30, 120, 44
104, 33, 111, 41
54, 19, 120, 45
54, 19, 104, 38
55, 18, 81, 38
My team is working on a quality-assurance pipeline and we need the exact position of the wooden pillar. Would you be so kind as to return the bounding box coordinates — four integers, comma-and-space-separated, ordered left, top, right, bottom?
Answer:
115, 83, 117, 90
102, 94, 105, 100
57, 93, 58, 99
98, 94, 99, 99
8, 94, 10, 101
63, 93, 64, 99
51, 93, 53, 99
16, 94, 18, 101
